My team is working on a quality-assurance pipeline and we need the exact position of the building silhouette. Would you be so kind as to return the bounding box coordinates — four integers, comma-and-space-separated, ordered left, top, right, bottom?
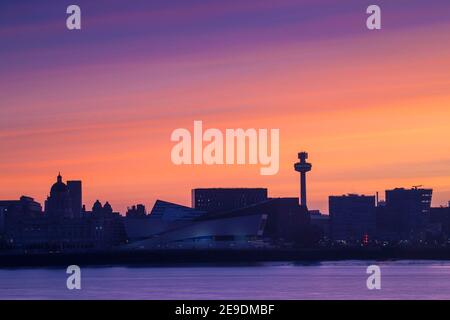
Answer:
1, 153, 449, 253
126, 204, 147, 218
382, 187, 432, 240
294, 152, 312, 207
125, 196, 313, 249
45, 173, 73, 219
192, 188, 268, 213
67, 180, 82, 218
330, 194, 376, 242
0, 174, 126, 252
0, 196, 42, 249
429, 206, 450, 242
309, 210, 330, 240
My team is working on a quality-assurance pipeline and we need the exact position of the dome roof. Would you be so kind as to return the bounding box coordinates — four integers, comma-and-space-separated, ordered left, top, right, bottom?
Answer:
103, 201, 113, 214
50, 173, 68, 194
92, 200, 103, 212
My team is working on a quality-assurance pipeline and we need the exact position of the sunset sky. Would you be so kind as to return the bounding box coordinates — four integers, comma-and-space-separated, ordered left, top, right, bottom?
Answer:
1, 0, 449, 214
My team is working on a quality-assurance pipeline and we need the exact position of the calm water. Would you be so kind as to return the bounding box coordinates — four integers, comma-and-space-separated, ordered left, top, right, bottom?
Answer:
0, 260, 449, 299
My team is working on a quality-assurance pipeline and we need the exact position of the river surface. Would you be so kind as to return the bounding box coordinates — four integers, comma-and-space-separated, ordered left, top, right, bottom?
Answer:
0, 260, 449, 299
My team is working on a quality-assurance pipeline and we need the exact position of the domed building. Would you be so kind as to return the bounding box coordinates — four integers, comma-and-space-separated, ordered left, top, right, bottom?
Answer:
92, 200, 113, 217
44, 173, 74, 219
92, 200, 103, 214
103, 202, 113, 215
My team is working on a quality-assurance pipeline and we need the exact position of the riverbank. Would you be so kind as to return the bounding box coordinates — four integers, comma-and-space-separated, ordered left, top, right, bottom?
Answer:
1, 247, 450, 267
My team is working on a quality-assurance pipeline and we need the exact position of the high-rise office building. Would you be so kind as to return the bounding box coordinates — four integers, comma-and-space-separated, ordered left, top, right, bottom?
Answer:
329, 194, 376, 241
0, 207, 5, 234
429, 206, 450, 239
384, 187, 432, 239
67, 180, 82, 218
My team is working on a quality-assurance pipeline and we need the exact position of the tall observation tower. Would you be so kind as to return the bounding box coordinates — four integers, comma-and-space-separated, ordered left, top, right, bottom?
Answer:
294, 152, 312, 207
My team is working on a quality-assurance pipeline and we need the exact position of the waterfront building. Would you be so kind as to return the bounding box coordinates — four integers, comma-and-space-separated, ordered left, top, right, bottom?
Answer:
429, 206, 450, 241
329, 194, 376, 242
126, 204, 147, 218
124, 200, 207, 242
192, 188, 268, 213
309, 210, 330, 240
1, 175, 126, 252
384, 187, 433, 240
67, 180, 82, 218
125, 197, 312, 249
44, 173, 73, 219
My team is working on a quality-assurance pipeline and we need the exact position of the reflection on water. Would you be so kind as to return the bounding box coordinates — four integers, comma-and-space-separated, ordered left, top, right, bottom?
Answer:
0, 260, 449, 300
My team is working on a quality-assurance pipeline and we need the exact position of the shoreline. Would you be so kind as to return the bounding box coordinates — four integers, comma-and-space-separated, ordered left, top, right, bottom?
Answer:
1, 247, 450, 268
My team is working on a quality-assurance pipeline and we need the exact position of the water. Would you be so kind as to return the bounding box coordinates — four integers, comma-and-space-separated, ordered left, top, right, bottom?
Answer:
0, 260, 449, 299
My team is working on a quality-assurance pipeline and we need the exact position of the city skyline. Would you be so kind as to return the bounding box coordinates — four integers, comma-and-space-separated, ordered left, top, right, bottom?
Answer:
1, 167, 447, 253
1, 0, 450, 213
2, 167, 448, 216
